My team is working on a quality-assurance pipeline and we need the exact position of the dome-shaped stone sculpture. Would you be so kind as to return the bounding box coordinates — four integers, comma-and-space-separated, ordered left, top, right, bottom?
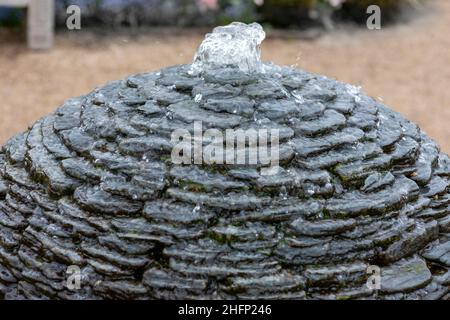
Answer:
0, 22, 449, 300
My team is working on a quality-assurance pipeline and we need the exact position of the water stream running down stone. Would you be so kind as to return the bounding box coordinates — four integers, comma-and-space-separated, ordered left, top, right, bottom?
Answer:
0, 22, 449, 300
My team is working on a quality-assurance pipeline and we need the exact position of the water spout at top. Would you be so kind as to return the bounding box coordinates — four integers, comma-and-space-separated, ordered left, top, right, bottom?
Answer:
191, 22, 266, 74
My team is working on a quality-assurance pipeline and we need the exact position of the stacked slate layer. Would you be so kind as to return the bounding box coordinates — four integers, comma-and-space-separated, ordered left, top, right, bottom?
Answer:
0, 63, 449, 299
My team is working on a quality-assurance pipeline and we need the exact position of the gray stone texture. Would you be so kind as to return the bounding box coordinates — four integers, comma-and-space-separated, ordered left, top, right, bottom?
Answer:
0, 64, 449, 299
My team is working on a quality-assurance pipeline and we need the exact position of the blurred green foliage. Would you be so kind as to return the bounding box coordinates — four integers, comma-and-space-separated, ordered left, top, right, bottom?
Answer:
345, 0, 404, 8
217, 0, 259, 25
342, 0, 412, 23
260, 0, 418, 28
264, 0, 313, 6
0, 0, 424, 30
0, 8, 23, 29
264, 0, 407, 8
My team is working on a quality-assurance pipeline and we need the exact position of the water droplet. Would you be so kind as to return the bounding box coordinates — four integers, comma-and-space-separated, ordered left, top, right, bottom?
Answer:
194, 94, 202, 103
166, 111, 174, 120
279, 186, 288, 200
253, 111, 259, 123
346, 84, 362, 103
292, 90, 305, 104
192, 203, 202, 214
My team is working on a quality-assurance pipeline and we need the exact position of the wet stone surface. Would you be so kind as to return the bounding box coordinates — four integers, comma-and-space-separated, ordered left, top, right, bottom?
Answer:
380, 257, 432, 294
0, 60, 449, 299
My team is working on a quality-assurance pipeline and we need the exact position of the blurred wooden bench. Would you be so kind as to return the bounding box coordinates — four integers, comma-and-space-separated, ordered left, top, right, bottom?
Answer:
0, 0, 54, 49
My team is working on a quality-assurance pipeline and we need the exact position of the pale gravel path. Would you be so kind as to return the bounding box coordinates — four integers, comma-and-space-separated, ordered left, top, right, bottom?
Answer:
0, 0, 449, 151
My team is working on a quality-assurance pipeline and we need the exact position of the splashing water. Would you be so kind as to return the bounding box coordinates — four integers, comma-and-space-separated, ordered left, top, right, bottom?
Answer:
194, 93, 203, 103
346, 84, 362, 103
191, 22, 266, 73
